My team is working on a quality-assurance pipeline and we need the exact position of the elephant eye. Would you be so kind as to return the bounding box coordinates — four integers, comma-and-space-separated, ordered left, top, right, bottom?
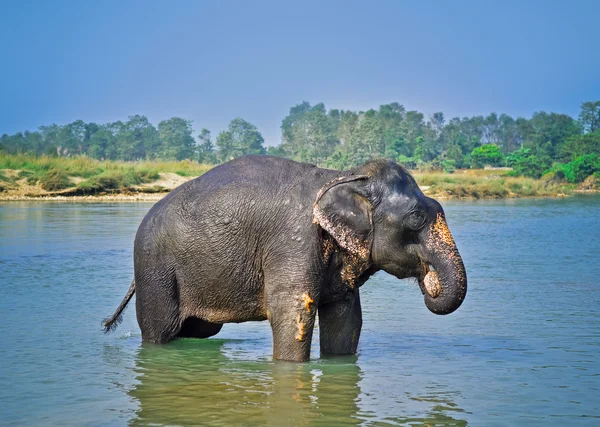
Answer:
404, 210, 426, 230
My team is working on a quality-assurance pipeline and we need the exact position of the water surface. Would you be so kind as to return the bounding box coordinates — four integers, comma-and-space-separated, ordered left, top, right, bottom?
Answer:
1, 197, 599, 426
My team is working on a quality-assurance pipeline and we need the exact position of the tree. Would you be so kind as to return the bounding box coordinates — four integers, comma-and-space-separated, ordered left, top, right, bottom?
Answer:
88, 126, 117, 159
471, 144, 504, 168
498, 114, 522, 153
157, 117, 195, 160
115, 115, 159, 160
415, 113, 445, 162
482, 113, 501, 145
399, 111, 425, 157
525, 112, 580, 159
506, 148, 548, 179
216, 118, 265, 162
355, 110, 384, 159
197, 128, 216, 163
563, 154, 600, 183
279, 102, 339, 164
579, 101, 600, 133
558, 133, 600, 162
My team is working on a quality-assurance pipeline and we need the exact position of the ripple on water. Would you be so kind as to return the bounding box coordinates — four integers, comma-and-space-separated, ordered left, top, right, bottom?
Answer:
1, 197, 599, 425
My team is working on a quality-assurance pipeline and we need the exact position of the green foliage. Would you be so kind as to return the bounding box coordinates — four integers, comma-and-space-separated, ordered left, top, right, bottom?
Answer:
0, 152, 212, 195
40, 169, 71, 191
76, 166, 158, 193
470, 144, 504, 168
1, 99, 598, 181
441, 159, 456, 173
157, 118, 196, 161
216, 118, 266, 162
412, 169, 568, 198
197, 129, 217, 163
0, 171, 14, 192
280, 102, 341, 165
506, 148, 549, 179
396, 155, 418, 170
562, 154, 600, 183
558, 132, 600, 162
579, 101, 600, 133
541, 168, 566, 184
0, 170, 12, 183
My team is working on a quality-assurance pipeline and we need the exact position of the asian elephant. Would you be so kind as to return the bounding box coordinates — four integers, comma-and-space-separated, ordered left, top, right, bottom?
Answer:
103, 156, 467, 361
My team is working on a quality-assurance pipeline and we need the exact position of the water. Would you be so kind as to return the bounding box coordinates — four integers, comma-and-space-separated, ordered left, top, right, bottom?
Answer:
1, 197, 599, 426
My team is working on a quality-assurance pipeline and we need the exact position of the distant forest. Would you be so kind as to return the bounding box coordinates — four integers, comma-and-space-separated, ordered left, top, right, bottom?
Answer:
2, 101, 599, 180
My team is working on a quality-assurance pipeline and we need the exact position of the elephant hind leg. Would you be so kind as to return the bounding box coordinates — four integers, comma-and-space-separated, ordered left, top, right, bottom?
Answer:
177, 317, 223, 338
135, 269, 181, 344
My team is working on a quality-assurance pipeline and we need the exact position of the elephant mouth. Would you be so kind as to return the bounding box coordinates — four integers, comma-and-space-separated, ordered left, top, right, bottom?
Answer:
417, 263, 441, 298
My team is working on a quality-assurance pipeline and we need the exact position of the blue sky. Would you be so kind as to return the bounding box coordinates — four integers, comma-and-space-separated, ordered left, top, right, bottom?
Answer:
1, 0, 599, 145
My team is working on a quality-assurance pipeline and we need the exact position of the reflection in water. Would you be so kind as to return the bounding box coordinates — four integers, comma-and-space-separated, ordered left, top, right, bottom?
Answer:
129, 339, 362, 426
128, 338, 468, 426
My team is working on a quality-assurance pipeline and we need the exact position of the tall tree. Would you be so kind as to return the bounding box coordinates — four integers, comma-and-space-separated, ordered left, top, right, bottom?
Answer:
116, 115, 159, 160
579, 101, 600, 133
197, 128, 216, 163
88, 126, 117, 160
279, 102, 339, 164
216, 118, 265, 162
525, 112, 580, 159
157, 117, 196, 160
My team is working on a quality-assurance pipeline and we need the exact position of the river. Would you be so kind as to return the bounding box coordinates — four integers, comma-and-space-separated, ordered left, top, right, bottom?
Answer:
1, 196, 599, 426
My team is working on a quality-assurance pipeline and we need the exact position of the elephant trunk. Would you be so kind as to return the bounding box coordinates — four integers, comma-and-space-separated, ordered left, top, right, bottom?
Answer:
419, 212, 467, 315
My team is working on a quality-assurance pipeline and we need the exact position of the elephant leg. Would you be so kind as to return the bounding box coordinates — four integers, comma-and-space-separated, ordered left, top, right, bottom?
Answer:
135, 271, 181, 344
319, 289, 362, 356
177, 317, 223, 338
266, 282, 318, 362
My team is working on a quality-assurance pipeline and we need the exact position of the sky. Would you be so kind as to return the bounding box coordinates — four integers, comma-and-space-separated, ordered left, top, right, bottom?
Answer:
1, 0, 599, 146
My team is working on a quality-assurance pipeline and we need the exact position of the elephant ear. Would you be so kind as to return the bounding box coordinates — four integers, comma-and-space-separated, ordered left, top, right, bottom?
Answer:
313, 175, 373, 262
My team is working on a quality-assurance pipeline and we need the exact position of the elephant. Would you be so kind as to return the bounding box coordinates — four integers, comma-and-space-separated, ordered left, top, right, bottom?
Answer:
103, 155, 467, 361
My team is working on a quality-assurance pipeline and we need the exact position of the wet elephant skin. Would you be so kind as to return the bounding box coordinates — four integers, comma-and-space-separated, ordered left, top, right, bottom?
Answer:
103, 155, 467, 361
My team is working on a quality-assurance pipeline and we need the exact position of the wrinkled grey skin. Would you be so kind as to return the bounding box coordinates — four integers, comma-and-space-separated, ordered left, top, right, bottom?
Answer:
103, 156, 467, 361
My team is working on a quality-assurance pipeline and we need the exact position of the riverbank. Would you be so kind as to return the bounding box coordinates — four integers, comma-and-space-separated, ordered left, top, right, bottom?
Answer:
0, 154, 595, 202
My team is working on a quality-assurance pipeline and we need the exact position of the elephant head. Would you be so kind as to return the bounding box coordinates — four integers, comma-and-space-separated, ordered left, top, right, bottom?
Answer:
314, 160, 467, 315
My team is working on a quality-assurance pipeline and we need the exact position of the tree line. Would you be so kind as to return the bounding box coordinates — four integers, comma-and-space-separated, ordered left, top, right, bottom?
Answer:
2, 100, 599, 180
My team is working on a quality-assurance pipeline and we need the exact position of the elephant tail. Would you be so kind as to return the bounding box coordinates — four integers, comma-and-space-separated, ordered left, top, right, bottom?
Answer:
102, 280, 135, 333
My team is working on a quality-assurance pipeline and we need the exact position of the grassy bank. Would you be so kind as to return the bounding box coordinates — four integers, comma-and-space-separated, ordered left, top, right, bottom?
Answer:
413, 168, 577, 199
0, 153, 212, 197
0, 153, 590, 201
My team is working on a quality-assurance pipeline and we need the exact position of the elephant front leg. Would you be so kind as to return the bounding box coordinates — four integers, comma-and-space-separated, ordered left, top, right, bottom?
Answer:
267, 290, 318, 362
319, 289, 362, 356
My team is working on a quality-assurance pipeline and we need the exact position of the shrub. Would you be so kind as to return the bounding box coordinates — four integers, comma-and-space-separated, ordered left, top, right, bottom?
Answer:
506, 148, 549, 179
563, 154, 600, 183
471, 144, 504, 168
40, 169, 71, 191
541, 169, 566, 184
0, 170, 12, 183
441, 159, 455, 173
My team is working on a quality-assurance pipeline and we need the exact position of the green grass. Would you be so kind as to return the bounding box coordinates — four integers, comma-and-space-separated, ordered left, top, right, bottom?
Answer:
40, 169, 71, 191
0, 153, 213, 194
0, 170, 14, 192
413, 169, 574, 199
0, 153, 581, 198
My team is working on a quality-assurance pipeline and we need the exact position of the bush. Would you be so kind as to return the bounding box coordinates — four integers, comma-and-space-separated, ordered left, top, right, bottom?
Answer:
441, 159, 455, 173
506, 148, 549, 179
471, 144, 504, 168
76, 167, 160, 194
541, 169, 566, 184
40, 169, 71, 191
563, 154, 600, 183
